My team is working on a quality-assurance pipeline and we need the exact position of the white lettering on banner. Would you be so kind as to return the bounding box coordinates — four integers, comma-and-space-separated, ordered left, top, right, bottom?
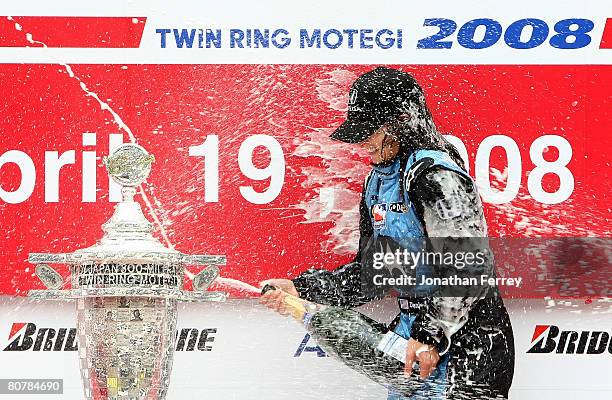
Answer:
447, 134, 574, 204
44, 150, 75, 203
189, 135, 220, 202
82, 133, 97, 203
0, 150, 36, 204
0, 133, 123, 204
528, 135, 574, 204
475, 135, 522, 204
0, 133, 573, 205
237, 135, 285, 204
188, 134, 286, 204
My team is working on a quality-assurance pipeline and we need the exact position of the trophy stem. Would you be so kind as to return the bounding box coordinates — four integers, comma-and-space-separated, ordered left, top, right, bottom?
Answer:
122, 187, 137, 203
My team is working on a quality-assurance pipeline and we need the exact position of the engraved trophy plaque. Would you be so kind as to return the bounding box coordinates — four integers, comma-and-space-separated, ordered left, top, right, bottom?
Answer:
28, 143, 226, 400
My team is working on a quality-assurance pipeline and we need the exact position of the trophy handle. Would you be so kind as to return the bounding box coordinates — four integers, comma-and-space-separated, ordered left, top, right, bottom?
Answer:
193, 265, 220, 292
34, 264, 65, 290
29, 253, 68, 264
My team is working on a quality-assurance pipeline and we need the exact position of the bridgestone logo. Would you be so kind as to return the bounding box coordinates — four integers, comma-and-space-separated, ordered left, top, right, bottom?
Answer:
527, 325, 612, 354
3, 323, 77, 352
3, 323, 216, 352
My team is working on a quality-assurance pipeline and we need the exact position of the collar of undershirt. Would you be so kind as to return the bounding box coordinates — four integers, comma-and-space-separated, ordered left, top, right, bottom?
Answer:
371, 156, 400, 178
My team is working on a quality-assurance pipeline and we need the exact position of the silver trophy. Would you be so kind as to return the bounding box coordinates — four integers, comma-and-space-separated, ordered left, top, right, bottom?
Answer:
28, 143, 226, 399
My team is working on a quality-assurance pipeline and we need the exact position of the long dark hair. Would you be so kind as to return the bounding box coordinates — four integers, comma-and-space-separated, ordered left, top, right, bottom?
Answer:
383, 83, 466, 194
396, 91, 464, 164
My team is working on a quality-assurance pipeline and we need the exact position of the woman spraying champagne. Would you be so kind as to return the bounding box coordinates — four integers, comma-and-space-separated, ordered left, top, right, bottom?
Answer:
261, 67, 514, 400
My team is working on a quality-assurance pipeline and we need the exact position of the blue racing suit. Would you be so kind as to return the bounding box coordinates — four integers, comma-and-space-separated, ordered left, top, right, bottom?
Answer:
293, 149, 515, 399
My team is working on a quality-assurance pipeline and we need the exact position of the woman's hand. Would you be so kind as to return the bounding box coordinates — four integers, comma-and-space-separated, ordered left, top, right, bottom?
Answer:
404, 338, 440, 380
260, 279, 299, 296
259, 279, 300, 315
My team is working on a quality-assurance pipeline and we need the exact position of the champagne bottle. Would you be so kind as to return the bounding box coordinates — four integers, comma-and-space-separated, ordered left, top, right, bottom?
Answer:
261, 285, 423, 396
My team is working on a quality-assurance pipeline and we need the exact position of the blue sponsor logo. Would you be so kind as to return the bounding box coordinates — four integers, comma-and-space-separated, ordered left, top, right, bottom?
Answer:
294, 333, 328, 358
417, 18, 596, 50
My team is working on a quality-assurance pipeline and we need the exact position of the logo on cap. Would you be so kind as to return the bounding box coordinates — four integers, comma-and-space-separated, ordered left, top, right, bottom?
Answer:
348, 89, 359, 105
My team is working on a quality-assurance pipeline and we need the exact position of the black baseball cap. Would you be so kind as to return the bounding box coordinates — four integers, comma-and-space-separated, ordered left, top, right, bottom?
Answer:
330, 66, 423, 143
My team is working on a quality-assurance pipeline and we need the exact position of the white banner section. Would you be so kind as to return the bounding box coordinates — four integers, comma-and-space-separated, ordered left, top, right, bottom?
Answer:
0, 297, 610, 399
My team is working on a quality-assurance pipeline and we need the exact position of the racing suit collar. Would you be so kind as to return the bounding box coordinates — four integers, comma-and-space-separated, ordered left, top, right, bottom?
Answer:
371, 156, 401, 179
